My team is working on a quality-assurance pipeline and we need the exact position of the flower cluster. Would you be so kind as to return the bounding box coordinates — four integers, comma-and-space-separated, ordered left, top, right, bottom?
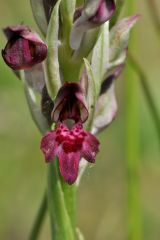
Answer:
41, 82, 99, 184
2, 0, 139, 184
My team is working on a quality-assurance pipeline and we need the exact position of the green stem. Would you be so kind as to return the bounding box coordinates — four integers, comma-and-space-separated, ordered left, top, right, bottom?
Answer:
60, 0, 76, 47
19, 70, 48, 239
125, 2, 142, 240
125, 62, 142, 240
129, 54, 160, 144
45, 0, 61, 99
61, 181, 77, 231
29, 193, 47, 240
47, 161, 75, 240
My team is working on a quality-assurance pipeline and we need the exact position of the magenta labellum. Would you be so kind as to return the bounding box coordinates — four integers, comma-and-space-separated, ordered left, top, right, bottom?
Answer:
41, 123, 99, 184
41, 82, 100, 184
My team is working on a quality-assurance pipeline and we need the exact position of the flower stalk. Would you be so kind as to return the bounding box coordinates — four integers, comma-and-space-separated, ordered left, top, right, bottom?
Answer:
125, 2, 142, 240
129, 54, 160, 143
47, 161, 75, 240
29, 192, 47, 240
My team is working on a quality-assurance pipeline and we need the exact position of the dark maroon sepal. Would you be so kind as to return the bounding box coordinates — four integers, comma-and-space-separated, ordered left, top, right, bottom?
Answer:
2, 25, 47, 70
89, 0, 116, 24
51, 82, 88, 123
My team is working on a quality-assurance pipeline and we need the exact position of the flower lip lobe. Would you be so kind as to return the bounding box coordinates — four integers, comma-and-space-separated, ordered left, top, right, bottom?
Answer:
41, 123, 100, 184
2, 25, 47, 70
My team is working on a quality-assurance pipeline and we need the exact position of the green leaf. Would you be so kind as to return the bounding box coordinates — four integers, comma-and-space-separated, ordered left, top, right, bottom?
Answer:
72, 27, 101, 60
19, 70, 50, 134
60, 0, 76, 27
24, 80, 50, 134
30, 0, 58, 36
84, 58, 100, 130
93, 83, 117, 132
93, 64, 124, 132
91, 21, 109, 83
44, 0, 61, 99
30, 0, 48, 36
109, 15, 140, 64
60, 0, 76, 49
24, 63, 45, 93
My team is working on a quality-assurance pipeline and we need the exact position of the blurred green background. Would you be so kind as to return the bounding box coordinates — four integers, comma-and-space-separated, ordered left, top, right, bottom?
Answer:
0, 1, 160, 240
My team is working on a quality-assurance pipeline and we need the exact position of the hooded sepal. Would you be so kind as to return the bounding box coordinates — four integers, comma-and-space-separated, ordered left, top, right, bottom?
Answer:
51, 82, 88, 123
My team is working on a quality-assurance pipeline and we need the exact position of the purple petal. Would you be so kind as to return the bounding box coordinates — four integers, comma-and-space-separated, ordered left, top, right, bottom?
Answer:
58, 151, 81, 184
82, 132, 100, 163
40, 130, 57, 162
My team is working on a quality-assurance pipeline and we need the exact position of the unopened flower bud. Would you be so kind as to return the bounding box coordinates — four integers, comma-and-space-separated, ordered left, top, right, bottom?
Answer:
2, 25, 47, 70
70, 0, 116, 50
